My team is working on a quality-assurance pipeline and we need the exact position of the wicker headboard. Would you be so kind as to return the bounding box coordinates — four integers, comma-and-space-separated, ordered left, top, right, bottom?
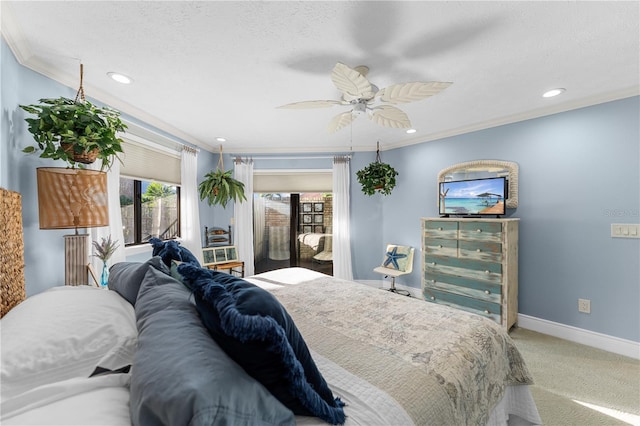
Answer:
1, 188, 26, 317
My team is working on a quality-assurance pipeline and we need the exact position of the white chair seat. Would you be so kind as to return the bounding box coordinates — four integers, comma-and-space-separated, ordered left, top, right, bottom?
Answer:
373, 266, 410, 278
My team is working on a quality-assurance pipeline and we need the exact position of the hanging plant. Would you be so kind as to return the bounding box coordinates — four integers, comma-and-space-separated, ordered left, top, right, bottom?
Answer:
20, 64, 125, 170
356, 142, 399, 196
198, 146, 247, 208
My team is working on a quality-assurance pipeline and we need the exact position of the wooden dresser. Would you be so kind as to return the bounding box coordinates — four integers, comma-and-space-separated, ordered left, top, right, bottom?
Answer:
421, 217, 519, 330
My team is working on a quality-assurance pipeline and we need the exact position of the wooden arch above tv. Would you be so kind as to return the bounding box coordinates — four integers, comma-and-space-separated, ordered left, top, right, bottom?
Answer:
438, 160, 519, 209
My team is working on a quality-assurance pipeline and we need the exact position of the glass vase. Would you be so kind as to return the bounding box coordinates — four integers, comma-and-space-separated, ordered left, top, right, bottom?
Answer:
100, 262, 109, 289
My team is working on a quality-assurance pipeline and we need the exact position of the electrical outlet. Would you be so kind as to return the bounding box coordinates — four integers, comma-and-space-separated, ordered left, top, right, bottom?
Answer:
578, 298, 591, 314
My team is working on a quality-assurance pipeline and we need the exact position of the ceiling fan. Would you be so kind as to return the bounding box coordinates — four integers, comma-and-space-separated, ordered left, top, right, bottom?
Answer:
278, 62, 452, 133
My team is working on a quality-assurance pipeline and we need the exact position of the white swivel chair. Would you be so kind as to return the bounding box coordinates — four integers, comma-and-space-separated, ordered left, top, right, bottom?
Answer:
373, 244, 415, 296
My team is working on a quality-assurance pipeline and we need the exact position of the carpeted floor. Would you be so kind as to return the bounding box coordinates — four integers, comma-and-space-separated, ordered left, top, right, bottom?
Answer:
510, 328, 640, 426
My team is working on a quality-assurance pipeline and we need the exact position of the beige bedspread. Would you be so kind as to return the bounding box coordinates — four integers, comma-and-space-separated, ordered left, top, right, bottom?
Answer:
254, 273, 533, 426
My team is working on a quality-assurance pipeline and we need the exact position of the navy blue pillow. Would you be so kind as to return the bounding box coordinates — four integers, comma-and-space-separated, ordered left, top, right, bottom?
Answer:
177, 263, 346, 425
149, 238, 201, 268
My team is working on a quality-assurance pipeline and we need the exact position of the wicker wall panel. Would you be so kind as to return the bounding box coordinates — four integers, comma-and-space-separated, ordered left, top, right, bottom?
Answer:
1, 188, 26, 317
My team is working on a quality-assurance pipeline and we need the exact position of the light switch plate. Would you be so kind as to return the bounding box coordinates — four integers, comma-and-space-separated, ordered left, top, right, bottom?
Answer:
611, 224, 640, 238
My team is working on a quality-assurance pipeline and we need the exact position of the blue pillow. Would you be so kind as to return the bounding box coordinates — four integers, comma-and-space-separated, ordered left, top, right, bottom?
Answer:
177, 263, 346, 425
108, 256, 169, 305
130, 266, 295, 426
149, 237, 201, 268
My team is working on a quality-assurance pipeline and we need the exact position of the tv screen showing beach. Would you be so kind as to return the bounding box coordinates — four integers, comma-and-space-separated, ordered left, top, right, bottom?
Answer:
439, 177, 506, 215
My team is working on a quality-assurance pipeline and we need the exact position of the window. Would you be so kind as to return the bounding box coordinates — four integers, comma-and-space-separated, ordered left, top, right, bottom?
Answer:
119, 138, 182, 246
120, 178, 180, 245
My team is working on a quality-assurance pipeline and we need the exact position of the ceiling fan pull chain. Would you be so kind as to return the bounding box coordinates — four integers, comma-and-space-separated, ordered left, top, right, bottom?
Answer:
74, 63, 86, 103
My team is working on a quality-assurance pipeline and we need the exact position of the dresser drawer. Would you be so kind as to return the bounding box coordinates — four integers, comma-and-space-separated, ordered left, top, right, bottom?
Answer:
423, 288, 502, 324
424, 271, 502, 303
424, 220, 458, 239
458, 240, 502, 262
421, 218, 518, 330
424, 238, 458, 257
459, 221, 502, 242
425, 255, 502, 284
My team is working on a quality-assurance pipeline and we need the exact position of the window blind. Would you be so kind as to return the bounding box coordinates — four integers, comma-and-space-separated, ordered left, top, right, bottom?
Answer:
120, 139, 181, 185
253, 170, 332, 193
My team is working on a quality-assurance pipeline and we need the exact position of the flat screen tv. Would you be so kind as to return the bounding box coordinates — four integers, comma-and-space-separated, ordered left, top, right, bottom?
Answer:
439, 176, 507, 216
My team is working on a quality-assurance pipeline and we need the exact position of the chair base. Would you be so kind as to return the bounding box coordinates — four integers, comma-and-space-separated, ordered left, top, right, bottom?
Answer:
388, 287, 412, 297
386, 276, 412, 297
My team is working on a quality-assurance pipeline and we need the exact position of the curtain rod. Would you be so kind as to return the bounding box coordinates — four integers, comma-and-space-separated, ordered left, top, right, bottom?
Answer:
234, 155, 351, 161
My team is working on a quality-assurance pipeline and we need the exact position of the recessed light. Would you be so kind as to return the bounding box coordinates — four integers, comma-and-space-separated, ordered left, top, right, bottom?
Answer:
542, 88, 566, 98
107, 72, 132, 84
216, 137, 227, 142
406, 129, 417, 134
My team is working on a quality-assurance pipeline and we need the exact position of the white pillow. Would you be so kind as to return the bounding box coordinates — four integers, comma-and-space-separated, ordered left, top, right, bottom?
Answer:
0, 286, 137, 400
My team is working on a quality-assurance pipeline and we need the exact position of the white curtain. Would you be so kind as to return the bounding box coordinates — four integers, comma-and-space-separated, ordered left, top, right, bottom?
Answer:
180, 147, 204, 265
89, 159, 126, 284
234, 158, 255, 276
253, 195, 266, 262
332, 156, 353, 280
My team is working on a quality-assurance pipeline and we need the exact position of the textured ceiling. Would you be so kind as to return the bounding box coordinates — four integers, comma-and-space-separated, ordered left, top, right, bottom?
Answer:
2, 1, 639, 154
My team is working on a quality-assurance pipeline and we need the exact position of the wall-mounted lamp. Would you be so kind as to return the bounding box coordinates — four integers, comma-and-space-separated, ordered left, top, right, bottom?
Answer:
36, 168, 109, 285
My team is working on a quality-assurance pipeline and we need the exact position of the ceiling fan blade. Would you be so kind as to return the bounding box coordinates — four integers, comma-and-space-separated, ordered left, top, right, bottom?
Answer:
331, 62, 373, 100
277, 100, 344, 109
377, 81, 452, 104
328, 111, 356, 133
369, 105, 411, 128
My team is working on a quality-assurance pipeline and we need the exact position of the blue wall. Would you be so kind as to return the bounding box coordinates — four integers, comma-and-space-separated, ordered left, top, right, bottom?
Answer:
2, 38, 638, 342
376, 98, 640, 342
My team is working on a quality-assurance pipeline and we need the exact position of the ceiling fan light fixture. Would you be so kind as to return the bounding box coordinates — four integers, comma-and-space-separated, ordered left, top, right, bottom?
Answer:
216, 137, 227, 142
107, 72, 132, 84
280, 62, 451, 133
406, 129, 417, 134
542, 88, 566, 98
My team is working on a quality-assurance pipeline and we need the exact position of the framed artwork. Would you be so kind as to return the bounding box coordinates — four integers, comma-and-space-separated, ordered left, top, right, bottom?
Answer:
313, 214, 323, 224
202, 248, 216, 265
313, 202, 324, 213
314, 225, 324, 233
302, 203, 312, 213
303, 225, 312, 233
202, 245, 238, 266
225, 246, 238, 262
302, 214, 312, 224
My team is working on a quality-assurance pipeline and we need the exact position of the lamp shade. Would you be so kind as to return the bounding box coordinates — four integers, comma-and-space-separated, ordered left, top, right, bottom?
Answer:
36, 167, 109, 230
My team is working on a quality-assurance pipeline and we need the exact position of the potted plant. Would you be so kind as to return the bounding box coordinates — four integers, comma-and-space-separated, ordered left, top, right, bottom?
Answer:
356, 144, 399, 196
20, 97, 126, 170
198, 147, 247, 208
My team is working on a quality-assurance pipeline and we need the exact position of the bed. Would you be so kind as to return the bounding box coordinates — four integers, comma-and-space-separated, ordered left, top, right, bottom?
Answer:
1, 239, 540, 425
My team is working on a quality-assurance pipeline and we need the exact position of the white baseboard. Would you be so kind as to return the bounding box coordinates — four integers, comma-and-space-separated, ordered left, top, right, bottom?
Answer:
518, 314, 640, 360
358, 280, 640, 360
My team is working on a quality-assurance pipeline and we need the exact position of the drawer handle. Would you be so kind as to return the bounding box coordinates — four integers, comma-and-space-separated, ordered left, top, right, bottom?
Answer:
476, 249, 481, 252
430, 280, 436, 283
432, 262, 437, 266
438, 245, 443, 248
476, 229, 482, 232
430, 296, 436, 301
484, 290, 490, 295
438, 227, 443, 231
485, 270, 490, 274
484, 310, 491, 314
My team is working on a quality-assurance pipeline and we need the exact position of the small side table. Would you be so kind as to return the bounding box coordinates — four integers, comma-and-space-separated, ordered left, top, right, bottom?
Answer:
206, 261, 245, 278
